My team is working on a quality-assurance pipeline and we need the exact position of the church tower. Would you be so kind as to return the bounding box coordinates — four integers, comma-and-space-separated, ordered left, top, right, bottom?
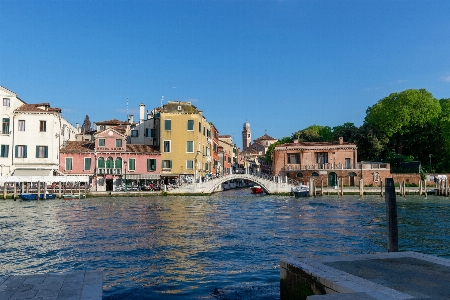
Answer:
242, 121, 251, 151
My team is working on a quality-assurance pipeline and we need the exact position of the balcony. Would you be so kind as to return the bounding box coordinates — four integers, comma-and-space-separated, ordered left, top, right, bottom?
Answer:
97, 168, 122, 175
282, 162, 390, 172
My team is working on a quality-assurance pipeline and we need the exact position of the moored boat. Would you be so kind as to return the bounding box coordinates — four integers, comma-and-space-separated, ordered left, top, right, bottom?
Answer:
251, 185, 264, 194
39, 193, 57, 200
292, 185, 309, 197
63, 194, 85, 200
19, 193, 38, 200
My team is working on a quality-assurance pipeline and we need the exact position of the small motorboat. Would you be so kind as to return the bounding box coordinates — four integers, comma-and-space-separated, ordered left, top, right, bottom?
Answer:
19, 193, 38, 200
292, 185, 309, 197
251, 185, 264, 194
63, 194, 85, 200
39, 193, 57, 200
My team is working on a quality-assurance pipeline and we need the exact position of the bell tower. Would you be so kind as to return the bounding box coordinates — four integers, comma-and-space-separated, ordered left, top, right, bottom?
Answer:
242, 122, 251, 151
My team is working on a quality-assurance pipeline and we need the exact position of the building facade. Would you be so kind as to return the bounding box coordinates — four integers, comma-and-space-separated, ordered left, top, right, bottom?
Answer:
158, 101, 212, 184
0, 86, 77, 176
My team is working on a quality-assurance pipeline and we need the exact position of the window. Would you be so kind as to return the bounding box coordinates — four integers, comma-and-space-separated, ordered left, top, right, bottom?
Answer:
65, 158, 72, 170
84, 157, 91, 170
18, 120, 25, 131
115, 158, 122, 169
199, 122, 202, 132
106, 157, 114, 169
164, 119, 171, 130
147, 159, 156, 171
131, 130, 138, 137
128, 158, 136, 171
3, 98, 10, 107
15, 145, 27, 158
287, 153, 300, 164
39, 121, 46, 132
97, 157, 105, 168
163, 140, 171, 152
203, 127, 206, 136
145, 128, 155, 137
315, 152, 328, 164
345, 158, 351, 169
186, 141, 194, 153
162, 160, 172, 169
2, 118, 10, 134
186, 160, 194, 169
98, 139, 105, 147
116, 139, 122, 147
36, 146, 48, 158
187, 120, 194, 131
0, 145, 9, 157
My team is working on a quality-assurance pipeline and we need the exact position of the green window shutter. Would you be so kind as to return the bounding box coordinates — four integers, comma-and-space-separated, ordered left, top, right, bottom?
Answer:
147, 159, 151, 171
45, 146, 48, 158
169, 160, 172, 168
85, 158, 91, 170
152, 159, 156, 170
36, 146, 39, 158
24, 145, 27, 158
15, 145, 18, 158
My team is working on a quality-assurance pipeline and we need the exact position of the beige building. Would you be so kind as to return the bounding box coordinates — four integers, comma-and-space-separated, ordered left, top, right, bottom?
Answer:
158, 101, 212, 183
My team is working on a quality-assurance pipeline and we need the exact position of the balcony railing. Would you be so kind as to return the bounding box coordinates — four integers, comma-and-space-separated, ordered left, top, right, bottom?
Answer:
97, 168, 122, 175
282, 162, 389, 172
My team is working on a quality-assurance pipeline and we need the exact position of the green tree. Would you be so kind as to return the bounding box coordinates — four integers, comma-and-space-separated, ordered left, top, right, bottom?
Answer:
292, 125, 333, 142
365, 89, 441, 139
264, 136, 292, 164
332, 122, 358, 142
352, 123, 389, 161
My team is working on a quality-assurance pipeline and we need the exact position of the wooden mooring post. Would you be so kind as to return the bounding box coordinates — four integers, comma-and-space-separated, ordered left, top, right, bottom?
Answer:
385, 178, 398, 252
380, 180, 384, 197
359, 179, 364, 197
3, 182, 6, 200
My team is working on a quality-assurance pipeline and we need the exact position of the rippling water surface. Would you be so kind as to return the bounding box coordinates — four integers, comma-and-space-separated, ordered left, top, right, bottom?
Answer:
1, 190, 450, 299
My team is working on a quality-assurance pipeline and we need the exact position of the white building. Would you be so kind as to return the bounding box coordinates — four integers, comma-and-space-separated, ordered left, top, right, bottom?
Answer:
128, 103, 159, 147
0, 85, 77, 176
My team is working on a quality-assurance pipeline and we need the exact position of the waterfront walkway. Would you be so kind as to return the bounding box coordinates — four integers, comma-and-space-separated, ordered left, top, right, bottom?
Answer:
0, 270, 102, 300
281, 251, 450, 299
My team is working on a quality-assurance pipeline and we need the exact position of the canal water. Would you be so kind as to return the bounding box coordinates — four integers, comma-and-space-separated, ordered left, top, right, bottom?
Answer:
1, 189, 449, 299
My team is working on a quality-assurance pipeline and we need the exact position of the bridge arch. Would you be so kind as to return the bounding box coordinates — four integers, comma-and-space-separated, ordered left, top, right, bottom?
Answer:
169, 173, 296, 195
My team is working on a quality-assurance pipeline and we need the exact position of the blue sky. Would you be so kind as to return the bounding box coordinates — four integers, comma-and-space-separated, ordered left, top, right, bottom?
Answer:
1, 0, 450, 149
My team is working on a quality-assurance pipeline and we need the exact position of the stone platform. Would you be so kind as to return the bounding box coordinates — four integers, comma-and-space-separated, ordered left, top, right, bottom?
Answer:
280, 251, 450, 300
0, 270, 103, 300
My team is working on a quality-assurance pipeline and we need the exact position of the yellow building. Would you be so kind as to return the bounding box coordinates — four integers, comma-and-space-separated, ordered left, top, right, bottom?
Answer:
158, 101, 212, 184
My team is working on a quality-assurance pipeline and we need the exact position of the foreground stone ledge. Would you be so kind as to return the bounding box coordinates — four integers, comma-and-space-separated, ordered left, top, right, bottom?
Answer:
280, 251, 450, 300
0, 270, 103, 300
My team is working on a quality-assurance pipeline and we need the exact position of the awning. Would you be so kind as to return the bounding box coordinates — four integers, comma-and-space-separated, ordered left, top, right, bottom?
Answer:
13, 169, 53, 176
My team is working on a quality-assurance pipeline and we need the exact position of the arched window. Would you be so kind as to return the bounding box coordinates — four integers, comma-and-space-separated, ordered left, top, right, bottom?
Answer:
115, 157, 122, 169
348, 172, 357, 177
97, 157, 105, 168
106, 157, 114, 169
312, 172, 319, 177
296, 172, 303, 177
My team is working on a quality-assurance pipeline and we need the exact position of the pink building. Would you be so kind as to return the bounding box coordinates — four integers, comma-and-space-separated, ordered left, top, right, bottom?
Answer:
59, 127, 161, 191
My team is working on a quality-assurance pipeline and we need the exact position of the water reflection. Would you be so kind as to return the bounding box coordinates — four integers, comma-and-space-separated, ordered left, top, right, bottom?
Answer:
0, 192, 449, 299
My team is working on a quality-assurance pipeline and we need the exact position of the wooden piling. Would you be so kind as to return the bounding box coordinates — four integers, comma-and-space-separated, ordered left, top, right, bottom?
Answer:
424, 180, 428, 198
341, 177, 344, 196
309, 178, 314, 197
419, 180, 422, 196
385, 178, 398, 252
380, 180, 384, 197
359, 179, 364, 197
58, 181, 62, 199
321, 180, 324, 196
43, 183, 47, 200
13, 183, 16, 200
3, 182, 7, 200
37, 181, 41, 200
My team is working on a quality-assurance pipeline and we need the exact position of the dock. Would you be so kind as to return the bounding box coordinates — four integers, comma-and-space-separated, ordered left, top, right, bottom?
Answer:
280, 251, 450, 299
0, 270, 102, 300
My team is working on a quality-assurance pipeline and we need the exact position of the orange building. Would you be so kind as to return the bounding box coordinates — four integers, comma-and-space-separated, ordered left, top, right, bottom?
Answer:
272, 137, 390, 186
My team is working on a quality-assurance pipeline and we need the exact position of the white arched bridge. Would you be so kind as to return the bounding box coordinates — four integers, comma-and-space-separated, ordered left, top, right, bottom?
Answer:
168, 173, 296, 195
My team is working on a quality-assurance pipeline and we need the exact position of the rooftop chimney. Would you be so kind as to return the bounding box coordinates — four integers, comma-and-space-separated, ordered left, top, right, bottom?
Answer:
339, 137, 343, 145
140, 103, 145, 122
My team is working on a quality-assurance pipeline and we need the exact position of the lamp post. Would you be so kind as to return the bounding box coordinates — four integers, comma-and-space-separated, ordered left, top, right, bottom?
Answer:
0, 164, 4, 176
123, 161, 127, 192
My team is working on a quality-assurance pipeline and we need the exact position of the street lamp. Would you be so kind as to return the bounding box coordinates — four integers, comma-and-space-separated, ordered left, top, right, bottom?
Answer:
123, 160, 127, 192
